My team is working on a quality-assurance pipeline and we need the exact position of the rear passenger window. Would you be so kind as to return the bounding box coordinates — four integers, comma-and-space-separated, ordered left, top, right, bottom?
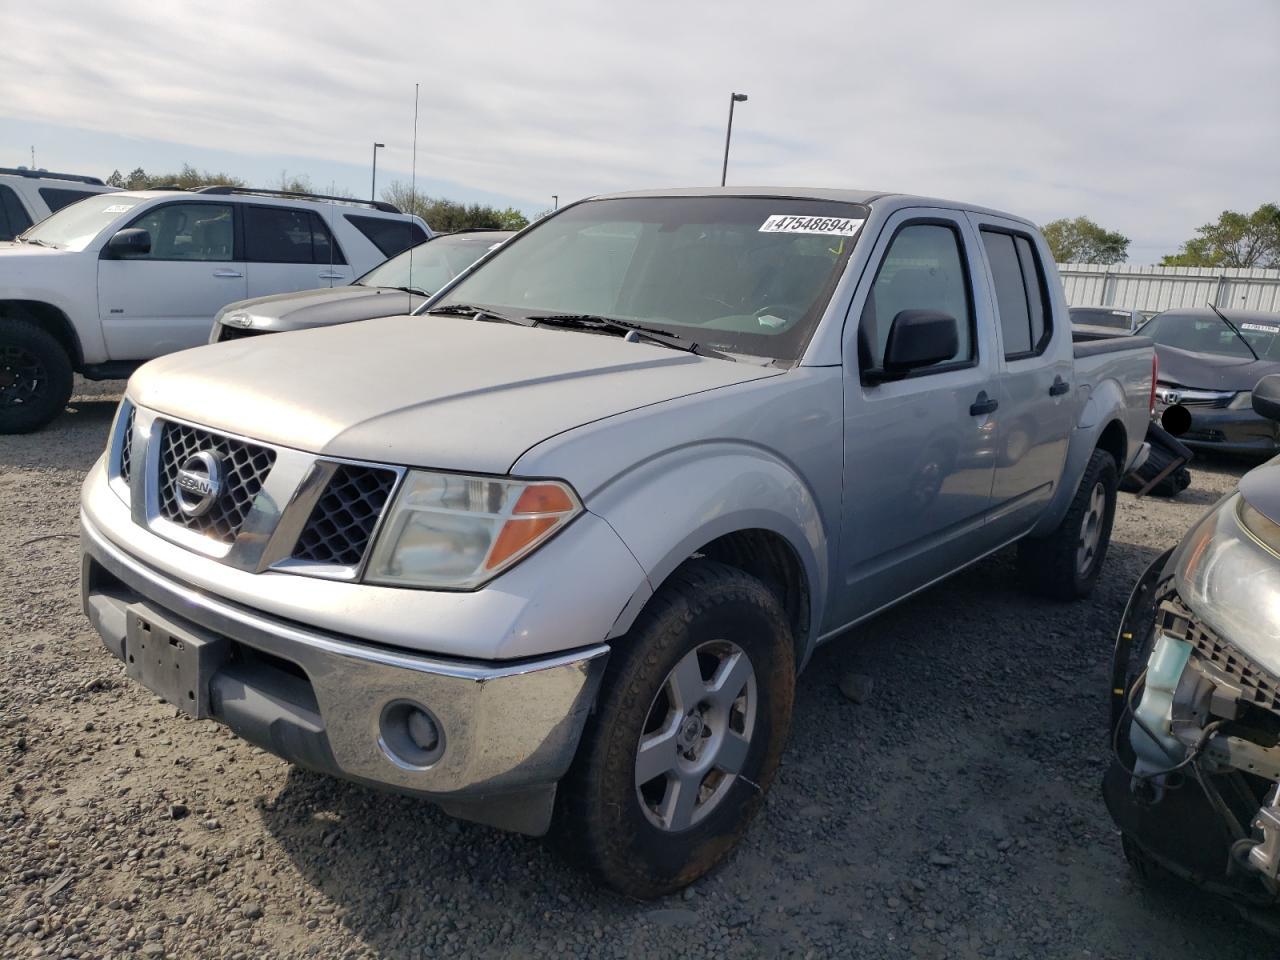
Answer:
346, 214, 428, 257
859, 222, 974, 374
982, 230, 1052, 358
0, 185, 34, 241
38, 187, 96, 214
244, 207, 346, 264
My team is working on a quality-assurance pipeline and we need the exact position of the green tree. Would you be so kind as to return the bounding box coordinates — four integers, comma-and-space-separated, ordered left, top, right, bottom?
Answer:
380, 181, 529, 230
105, 169, 127, 187
112, 164, 246, 190
1161, 203, 1280, 269
1041, 217, 1130, 264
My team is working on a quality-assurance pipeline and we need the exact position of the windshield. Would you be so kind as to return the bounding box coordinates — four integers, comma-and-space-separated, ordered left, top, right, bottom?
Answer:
1140, 312, 1280, 360
359, 233, 508, 293
431, 196, 869, 362
20, 194, 144, 251
1070, 307, 1133, 330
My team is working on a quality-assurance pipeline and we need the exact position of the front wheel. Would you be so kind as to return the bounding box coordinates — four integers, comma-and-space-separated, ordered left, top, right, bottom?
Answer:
0, 317, 74, 434
1019, 448, 1119, 600
553, 560, 795, 898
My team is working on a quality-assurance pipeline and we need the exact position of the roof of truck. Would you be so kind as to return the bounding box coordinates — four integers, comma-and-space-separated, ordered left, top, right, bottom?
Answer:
594, 186, 1034, 226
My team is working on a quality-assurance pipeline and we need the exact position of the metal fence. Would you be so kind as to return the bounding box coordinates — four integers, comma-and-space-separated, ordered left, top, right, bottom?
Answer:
1058, 263, 1280, 315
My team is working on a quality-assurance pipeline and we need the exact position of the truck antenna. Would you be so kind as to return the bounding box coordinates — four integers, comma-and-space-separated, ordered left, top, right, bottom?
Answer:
407, 81, 420, 307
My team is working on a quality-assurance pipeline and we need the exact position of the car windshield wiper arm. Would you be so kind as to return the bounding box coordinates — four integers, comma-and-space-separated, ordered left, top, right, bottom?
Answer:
527, 313, 735, 361
18, 237, 52, 247
426, 303, 535, 326
388, 285, 431, 297
1206, 301, 1259, 361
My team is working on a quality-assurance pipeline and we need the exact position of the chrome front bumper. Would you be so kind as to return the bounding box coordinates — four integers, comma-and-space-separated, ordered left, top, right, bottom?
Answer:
81, 513, 609, 834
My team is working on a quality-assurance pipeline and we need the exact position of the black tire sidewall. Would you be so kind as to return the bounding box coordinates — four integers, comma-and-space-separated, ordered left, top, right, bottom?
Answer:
0, 319, 73, 433
562, 562, 794, 897
1074, 452, 1118, 592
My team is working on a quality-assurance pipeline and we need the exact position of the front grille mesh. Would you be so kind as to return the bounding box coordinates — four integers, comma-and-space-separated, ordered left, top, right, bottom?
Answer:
157, 421, 276, 544
119, 407, 135, 483
292, 465, 398, 566
216, 324, 266, 343
1161, 597, 1280, 715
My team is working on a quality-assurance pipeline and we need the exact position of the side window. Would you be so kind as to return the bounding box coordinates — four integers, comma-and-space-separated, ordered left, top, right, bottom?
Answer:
981, 229, 1052, 358
0, 185, 34, 241
244, 207, 348, 264
38, 187, 96, 214
345, 214, 428, 257
859, 222, 973, 373
307, 211, 346, 265
124, 203, 234, 261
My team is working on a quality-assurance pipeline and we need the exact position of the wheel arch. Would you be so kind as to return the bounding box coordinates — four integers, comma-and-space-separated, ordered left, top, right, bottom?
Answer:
593, 447, 830, 671
0, 299, 83, 367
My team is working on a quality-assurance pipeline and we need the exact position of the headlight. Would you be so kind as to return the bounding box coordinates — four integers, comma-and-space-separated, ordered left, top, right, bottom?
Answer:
1173, 493, 1280, 677
365, 472, 581, 588
1229, 390, 1253, 410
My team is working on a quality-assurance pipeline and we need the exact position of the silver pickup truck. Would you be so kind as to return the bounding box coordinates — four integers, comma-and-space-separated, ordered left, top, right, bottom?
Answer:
80, 187, 1155, 897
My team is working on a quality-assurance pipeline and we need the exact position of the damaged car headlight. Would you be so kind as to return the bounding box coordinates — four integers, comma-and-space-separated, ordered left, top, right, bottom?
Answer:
1173, 493, 1280, 677
365, 472, 581, 589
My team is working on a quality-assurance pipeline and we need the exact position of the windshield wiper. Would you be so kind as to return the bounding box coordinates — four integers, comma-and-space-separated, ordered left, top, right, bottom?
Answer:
426, 303, 535, 326
1206, 301, 1259, 360
387, 285, 431, 297
18, 237, 53, 248
528, 314, 735, 361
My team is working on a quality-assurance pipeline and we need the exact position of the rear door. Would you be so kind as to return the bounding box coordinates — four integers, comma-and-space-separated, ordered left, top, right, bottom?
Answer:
968, 214, 1073, 541
243, 205, 353, 298
97, 200, 246, 359
837, 208, 1002, 626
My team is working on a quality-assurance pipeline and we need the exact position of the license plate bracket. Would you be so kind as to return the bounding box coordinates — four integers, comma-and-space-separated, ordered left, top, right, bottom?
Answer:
125, 606, 228, 719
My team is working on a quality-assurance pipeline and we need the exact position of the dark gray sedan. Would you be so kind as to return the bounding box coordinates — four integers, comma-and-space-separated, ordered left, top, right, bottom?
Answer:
210, 230, 514, 343
1139, 307, 1280, 455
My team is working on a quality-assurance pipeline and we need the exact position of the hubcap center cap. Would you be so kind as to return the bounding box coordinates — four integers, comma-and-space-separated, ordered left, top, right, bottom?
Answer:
677, 713, 705, 751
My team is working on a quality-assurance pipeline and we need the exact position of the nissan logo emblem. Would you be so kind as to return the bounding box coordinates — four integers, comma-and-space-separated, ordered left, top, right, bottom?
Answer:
175, 451, 224, 517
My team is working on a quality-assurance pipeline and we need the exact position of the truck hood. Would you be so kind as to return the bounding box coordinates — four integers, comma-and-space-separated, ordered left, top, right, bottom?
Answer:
1156, 344, 1280, 393
220, 285, 426, 333
131, 313, 779, 474
0, 242, 70, 260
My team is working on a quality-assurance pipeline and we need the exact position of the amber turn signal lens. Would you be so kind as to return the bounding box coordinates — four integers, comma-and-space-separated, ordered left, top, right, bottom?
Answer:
485, 483, 578, 570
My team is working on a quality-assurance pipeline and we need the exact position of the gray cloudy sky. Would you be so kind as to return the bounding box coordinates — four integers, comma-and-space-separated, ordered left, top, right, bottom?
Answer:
2, 0, 1277, 262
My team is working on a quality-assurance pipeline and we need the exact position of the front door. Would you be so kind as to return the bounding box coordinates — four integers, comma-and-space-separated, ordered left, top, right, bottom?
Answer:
836, 209, 1001, 627
98, 201, 245, 359
968, 213, 1073, 542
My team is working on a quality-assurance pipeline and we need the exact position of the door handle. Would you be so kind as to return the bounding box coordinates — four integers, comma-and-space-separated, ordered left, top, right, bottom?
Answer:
969, 391, 999, 417
318, 272, 344, 280
1049, 376, 1070, 397
212, 269, 243, 278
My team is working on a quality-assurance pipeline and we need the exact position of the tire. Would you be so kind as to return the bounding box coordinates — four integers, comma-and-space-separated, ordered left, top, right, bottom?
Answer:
0, 317, 73, 434
1019, 448, 1118, 600
553, 560, 795, 898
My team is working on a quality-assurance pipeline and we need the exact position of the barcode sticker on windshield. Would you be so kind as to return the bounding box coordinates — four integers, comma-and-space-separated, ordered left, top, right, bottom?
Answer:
1242, 322, 1279, 333
760, 215, 864, 236
103, 204, 136, 213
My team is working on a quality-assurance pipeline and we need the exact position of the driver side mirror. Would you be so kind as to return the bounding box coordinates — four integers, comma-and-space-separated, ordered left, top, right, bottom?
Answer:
868, 310, 959, 382
105, 228, 151, 258
1253, 374, 1280, 422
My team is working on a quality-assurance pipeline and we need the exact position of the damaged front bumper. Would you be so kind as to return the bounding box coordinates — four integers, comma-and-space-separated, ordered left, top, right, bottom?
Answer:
1105, 574, 1280, 907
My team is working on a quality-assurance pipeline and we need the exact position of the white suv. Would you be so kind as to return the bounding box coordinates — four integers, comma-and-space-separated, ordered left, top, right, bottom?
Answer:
0, 186, 430, 432
0, 168, 119, 241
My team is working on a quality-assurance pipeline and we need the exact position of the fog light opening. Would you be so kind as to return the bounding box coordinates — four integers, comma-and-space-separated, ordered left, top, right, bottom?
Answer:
378, 700, 445, 770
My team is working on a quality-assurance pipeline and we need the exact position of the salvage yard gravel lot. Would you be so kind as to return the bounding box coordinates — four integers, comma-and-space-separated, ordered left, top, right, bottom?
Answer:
1, 379, 1272, 959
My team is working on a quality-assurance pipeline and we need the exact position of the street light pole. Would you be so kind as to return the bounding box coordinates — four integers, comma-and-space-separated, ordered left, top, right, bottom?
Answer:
371, 142, 385, 202
720, 92, 748, 187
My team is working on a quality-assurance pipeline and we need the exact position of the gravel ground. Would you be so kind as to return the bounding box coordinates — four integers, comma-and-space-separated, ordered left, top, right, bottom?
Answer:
1, 379, 1273, 959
